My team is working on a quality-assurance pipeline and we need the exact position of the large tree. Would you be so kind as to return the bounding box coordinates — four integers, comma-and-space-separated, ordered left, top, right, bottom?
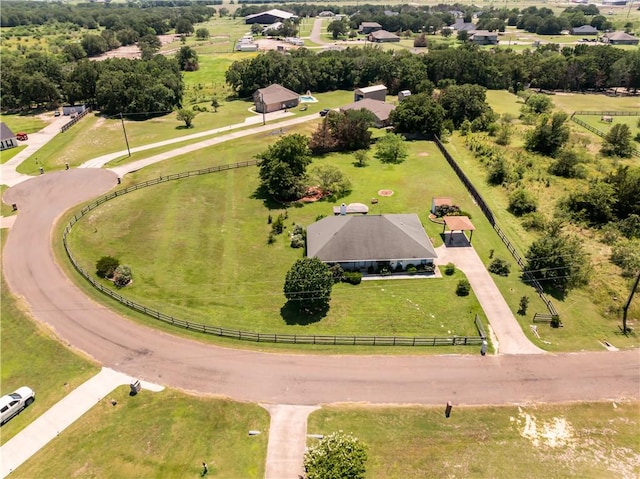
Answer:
283, 257, 334, 314
438, 84, 494, 128
257, 134, 312, 200
176, 46, 199, 71
525, 111, 570, 157
304, 432, 368, 479
390, 93, 445, 137
600, 123, 633, 158
374, 132, 408, 164
327, 19, 348, 39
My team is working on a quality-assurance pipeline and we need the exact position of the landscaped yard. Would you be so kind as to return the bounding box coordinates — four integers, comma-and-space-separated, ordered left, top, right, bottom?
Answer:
308, 401, 640, 479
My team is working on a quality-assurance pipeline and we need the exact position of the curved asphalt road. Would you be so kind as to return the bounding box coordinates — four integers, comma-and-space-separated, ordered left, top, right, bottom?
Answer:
3, 170, 639, 406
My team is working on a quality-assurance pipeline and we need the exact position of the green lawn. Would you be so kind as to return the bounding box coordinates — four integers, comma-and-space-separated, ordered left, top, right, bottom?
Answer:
66, 138, 489, 339
0, 185, 18, 216
14, 387, 269, 479
551, 93, 640, 114
0, 112, 47, 134
0, 230, 99, 444
308, 402, 640, 479
573, 114, 640, 138
0, 144, 26, 165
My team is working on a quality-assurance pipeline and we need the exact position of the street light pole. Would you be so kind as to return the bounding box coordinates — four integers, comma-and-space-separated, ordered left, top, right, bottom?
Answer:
120, 112, 131, 157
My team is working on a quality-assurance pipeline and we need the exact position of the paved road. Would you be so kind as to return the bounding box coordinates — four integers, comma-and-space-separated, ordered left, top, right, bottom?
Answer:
3, 170, 639, 407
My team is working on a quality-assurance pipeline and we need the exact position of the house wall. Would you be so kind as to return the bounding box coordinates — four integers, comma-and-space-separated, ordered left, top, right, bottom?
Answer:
354, 90, 387, 102
256, 98, 299, 113
0, 138, 17, 150
62, 105, 87, 116
334, 258, 433, 272
246, 14, 280, 24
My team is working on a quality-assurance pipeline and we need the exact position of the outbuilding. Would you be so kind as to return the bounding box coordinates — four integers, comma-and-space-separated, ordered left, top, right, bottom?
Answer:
602, 31, 639, 45
245, 9, 296, 25
470, 30, 498, 45
571, 25, 598, 35
62, 104, 88, 116
354, 84, 387, 102
254, 84, 299, 113
358, 22, 382, 34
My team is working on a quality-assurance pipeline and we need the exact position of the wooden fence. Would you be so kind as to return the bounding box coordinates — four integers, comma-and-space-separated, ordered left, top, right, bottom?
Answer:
570, 114, 639, 157
63, 161, 485, 347
60, 107, 92, 133
434, 136, 559, 318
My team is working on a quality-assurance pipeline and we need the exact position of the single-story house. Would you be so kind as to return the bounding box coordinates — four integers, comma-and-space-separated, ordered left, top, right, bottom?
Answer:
306, 214, 438, 272
358, 22, 382, 34
451, 19, 477, 32
602, 31, 639, 45
62, 104, 87, 116
245, 9, 296, 25
368, 30, 401, 43
340, 99, 395, 128
254, 84, 299, 113
354, 84, 387, 102
318, 11, 335, 17
0, 123, 17, 151
470, 30, 498, 45
571, 25, 598, 35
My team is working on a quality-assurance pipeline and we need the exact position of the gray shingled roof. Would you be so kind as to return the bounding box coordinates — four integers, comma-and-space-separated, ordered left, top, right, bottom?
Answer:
0, 122, 16, 141
255, 84, 299, 105
307, 214, 437, 262
340, 98, 395, 123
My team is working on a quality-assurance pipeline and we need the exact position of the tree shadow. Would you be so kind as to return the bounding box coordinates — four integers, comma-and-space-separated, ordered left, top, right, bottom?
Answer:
250, 185, 289, 210
280, 300, 329, 325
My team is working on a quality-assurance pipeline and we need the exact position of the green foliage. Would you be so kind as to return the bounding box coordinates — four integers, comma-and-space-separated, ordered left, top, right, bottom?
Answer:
413, 33, 428, 48
309, 165, 351, 199
390, 93, 445, 138
444, 263, 456, 275
304, 432, 368, 479
210, 96, 220, 112
434, 204, 461, 218
525, 223, 590, 296
327, 19, 348, 39
310, 111, 373, 154
96, 255, 119, 279
353, 150, 368, 168
548, 148, 587, 179
456, 279, 471, 296
374, 133, 408, 164
610, 239, 640, 278
438, 84, 494, 129
283, 257, 333, 314
113, 264, 132, 288
522, 93, 552, 115
601, 123, 633, 158
176, 46, 199, 71
618, 214, 640, 240
271, 214, 285, 235
257, 134, 311, 201
518, 296, 530, 315
176, 108, 197, 128
290, 234, 305, 249
521, 212, 547, 231
195, 28, 210, 40
508, 188, 537, 216
342, 271, 362, 285
488, 258, 511, 276
329, 264, 345, 283
525, 112, 570, 157
560, 181, 616, 226
495, 124, 512, 145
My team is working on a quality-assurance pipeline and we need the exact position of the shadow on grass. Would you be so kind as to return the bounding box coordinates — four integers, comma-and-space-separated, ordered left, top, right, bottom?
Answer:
250, 185, 291, 210
280, 300, 329, 326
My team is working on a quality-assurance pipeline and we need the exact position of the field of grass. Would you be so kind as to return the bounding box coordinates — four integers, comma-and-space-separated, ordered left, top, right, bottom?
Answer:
0, 113, 47, 134
0, 230, 99, 444
14, 386, 269, 478
0, 144, 26, 165
308, 401, 640, 479
574, 114, 640, 138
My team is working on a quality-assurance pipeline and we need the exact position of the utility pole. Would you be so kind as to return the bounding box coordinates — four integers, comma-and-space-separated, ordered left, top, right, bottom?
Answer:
260, 91, 266, 125
622, 271, 640, 335
120, 112, 131, 157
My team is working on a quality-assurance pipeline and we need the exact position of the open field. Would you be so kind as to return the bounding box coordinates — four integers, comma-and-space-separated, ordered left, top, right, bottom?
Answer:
0, 145, 26, 165
574, 114, 640, 138
308, 401, 640, 479
0, 230, 99, 444
0, 113, 47, 135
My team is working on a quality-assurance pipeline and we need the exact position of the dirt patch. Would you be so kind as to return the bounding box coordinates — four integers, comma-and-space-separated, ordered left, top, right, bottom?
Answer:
378, 189, 394, 197
418, 152, 429, 157
299, 186, 326, 203
90, 35, 178, 61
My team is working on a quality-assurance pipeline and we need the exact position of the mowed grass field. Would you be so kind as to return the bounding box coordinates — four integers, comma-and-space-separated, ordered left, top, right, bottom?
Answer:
308, 401, 640, 479
66, 137, 491, 339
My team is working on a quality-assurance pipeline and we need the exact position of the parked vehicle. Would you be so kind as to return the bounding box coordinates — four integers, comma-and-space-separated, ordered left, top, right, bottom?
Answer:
16, 132, 28, 141
54, 111, 61, 117
1, 387, 35, 425
319, 108, 330, 117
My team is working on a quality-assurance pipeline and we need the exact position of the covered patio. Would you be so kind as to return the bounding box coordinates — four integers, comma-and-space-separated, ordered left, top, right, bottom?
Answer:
442, 216, 476, 246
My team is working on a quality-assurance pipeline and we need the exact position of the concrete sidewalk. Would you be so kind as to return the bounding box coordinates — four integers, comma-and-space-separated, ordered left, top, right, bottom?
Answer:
262, 404, 319, 479
0, 368, 163, 478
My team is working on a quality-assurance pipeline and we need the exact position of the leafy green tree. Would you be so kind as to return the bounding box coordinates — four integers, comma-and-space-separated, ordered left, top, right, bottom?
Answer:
114, 265, 132, 288
413, 33, 428, 48
456, 30, 469, 42
441, 27, 453, 38
310, 165, 351, 198
195, 28, 210, 40
63, 43, 87, 62
525, 222, 590, 296
177, 108, 197, 128
525, 112, 570, 157
257, 134, 312, 200
610, 239, 640, 277
176, 46, 199, 71
508, 188, 538, 216
560, 181, 616, 226
374, 133, 408, 164
438, 84, 494, 129
518, 296, 530, 315
219, 7, 229, 17
456, 279, 471, 296
211, 96, 220, 112
390, 92, 445, 137
488, 258, 511, 276
606, 165, 640, 219
175, 17, 194, 36
327, 19, 348, 39
327, 110, 374, 151
601, 123, 633, 157
548, 148, 586, 178
96, 256, 120, 279
354, 149, 369, 167
304, 432, 367, 479
81, 34, 108, 57
283, 257, 334, 314
523, 93, 552, 114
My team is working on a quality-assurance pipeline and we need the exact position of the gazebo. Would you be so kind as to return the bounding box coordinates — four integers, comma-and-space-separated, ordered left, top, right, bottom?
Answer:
442, 216, 476, 244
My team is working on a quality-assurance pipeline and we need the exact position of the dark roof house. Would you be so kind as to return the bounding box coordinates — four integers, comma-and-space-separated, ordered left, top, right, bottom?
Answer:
0, 122, 17, 151
602, 31, 639, 45
452, 19, 477, 32
245, 9, 296, 25
470, 30, 498, 45
368, 30, 401, 43
340, 99, 395, 127
253, 84, 299, 113
359, 22, 382, 34
571, 25, 598, 35
307, 214, 437, 270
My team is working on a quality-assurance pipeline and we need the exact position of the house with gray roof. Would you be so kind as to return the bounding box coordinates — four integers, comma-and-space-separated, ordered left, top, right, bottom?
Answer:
0, 123, 17, 151
602, 31, 639, 45
470, 30, 498, 45
306, 214, 437, 272
368, 29, 401, 43
571, 25, 598, 35
340, 98, 395, 127
254, 84, 299, 113
358, 22, 382, 34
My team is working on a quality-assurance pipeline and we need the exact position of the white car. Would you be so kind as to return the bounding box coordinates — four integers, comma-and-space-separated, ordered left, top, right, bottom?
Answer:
0, 387, 35, 425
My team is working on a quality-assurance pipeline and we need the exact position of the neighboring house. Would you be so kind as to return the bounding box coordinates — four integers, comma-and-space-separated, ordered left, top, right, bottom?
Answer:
451, 19, 477, 32
470, 30, 498, 45
602, 31, 639, 45
318, 11, 335, 17
358, 22, 382, 34
571, 25, 598, 35
245, 9, 296, 25
354, 84, 387, 102
62, 104, 87, 116
254, 84, 299, 113
384, 10, 399, 16
368, 30, 401, 43
0, 123, 17, 151
306, 214, 438, 272
340, 99, 395, 128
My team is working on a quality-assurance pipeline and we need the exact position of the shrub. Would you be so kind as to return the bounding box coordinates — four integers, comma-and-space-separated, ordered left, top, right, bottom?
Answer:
434, 204, 461, 217
292, 223, 306, 236
271, 214, 284, 234
96, 255, 119, 279
518, 296, 529, 315
610, 239, 640, 277
395, 264, 403, 273
380, 266, 391, 276
113, 265, 132, 287
290, 234, 305, 248
329, 264, 345, 283
488, 258, 510, 276
444, 263, 456, 275
343, 271, 362, 285
456, 279, 470, 296
406, 265, 417, 275
521, 212, 547, 231
267, 233, 275, 244
508, 188, 537, 216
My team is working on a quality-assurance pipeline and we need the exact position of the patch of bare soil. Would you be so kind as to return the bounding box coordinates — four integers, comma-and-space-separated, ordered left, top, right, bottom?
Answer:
299, 186, 326, 203
418, 152, 429, 157
378, 189, 394, 197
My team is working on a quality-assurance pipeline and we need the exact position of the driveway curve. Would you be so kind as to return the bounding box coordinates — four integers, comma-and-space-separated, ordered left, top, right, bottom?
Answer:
3, 170, 639, 406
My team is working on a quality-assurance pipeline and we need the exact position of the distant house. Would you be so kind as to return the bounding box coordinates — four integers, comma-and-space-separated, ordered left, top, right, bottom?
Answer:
358, 22, 382, 34
384, 10, 399, 16
451, 19, 477, 32
602, 31, 639, 45
340, 99, 395, 128
245, 9, 296, 25
254, 84, 299, 113
354, 84, 387, 102
318, 11, 335, 17
306, 214, 438, 272
0, 123, 17, 151
368, 30, 401, 43
571, 25, 598, 35
470, 30, 498, 45
62, 104, 87, 116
